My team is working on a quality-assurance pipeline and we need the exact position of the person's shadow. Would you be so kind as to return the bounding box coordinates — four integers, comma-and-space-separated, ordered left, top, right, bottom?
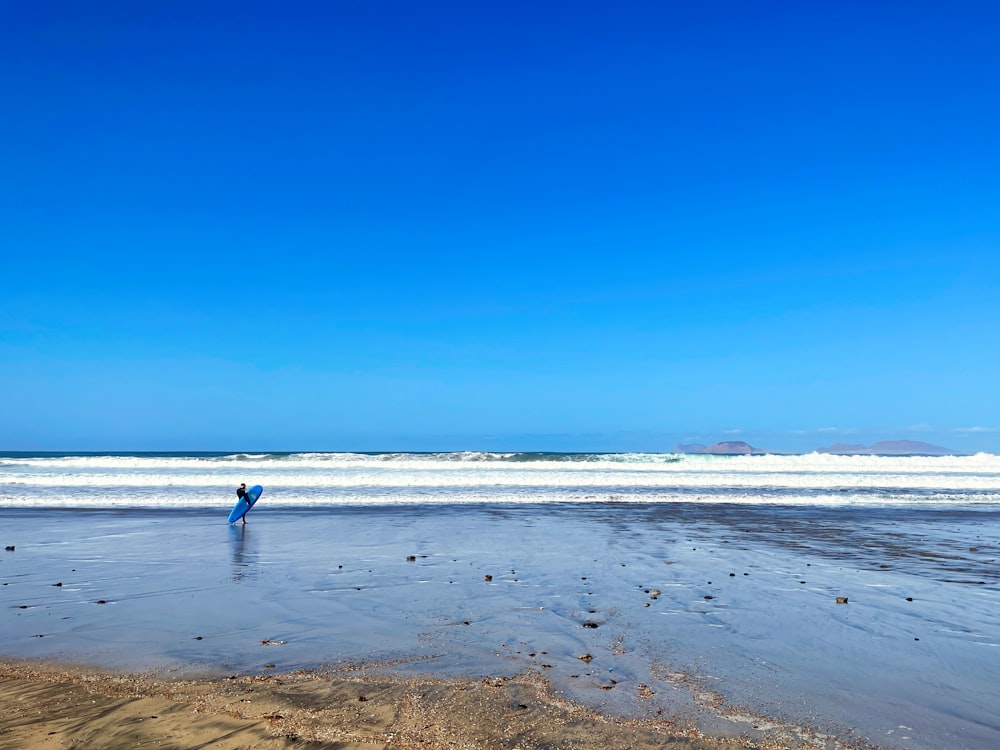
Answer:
228, 524, 259, 582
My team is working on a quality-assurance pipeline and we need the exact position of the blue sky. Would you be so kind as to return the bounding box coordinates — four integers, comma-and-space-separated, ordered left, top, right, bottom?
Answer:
2, 1, 998, 452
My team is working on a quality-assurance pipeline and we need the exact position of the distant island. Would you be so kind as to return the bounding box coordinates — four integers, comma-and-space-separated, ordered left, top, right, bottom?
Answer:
815, 440, 954, 456
673, 439, 957, 456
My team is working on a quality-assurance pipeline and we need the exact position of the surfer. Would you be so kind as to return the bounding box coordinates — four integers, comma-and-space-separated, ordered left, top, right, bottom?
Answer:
236, 483, 250, 523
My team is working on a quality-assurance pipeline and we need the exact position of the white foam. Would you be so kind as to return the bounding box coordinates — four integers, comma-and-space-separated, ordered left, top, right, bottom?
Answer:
1, 452, 998, 509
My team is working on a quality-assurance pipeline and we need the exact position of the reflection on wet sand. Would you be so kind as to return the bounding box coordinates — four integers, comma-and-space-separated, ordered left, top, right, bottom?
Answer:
228, 523, 259, 581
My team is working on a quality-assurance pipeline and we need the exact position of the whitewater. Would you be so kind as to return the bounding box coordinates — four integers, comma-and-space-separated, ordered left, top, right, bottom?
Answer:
2, 451, 999, 509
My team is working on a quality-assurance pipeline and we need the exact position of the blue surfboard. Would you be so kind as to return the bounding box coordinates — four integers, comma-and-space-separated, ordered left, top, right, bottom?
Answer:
228, 485, 263, 524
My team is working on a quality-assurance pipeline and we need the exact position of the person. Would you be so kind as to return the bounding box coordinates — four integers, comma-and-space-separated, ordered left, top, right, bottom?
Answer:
236, 483, 250, 523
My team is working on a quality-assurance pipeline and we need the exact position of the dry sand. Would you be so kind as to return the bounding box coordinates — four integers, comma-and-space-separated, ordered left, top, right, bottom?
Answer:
0, 657, 822, 750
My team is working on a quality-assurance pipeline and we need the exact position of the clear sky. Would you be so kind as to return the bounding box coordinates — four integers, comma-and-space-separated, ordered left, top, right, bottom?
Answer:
2, 1, 998, 453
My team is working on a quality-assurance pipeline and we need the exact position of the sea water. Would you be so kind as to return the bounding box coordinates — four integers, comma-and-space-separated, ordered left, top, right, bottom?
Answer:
2, 450, 999, 509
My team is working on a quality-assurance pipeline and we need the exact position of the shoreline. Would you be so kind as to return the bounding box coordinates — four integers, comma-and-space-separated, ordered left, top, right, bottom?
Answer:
2, 504, 998, 749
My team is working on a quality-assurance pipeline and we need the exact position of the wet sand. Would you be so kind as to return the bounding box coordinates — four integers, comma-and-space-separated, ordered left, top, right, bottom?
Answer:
1, 504, 998, 749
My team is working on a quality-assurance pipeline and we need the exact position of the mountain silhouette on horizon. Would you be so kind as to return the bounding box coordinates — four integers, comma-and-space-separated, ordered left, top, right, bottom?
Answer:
674, 439, 958, 456
816, 440, 954, 455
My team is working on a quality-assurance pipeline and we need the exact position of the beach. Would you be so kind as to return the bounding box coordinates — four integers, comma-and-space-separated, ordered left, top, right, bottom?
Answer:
2, 494, 998, 749
7, 1, 998, 745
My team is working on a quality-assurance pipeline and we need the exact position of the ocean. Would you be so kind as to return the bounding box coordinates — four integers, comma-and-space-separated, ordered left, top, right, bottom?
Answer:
2, 450, 999, 509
